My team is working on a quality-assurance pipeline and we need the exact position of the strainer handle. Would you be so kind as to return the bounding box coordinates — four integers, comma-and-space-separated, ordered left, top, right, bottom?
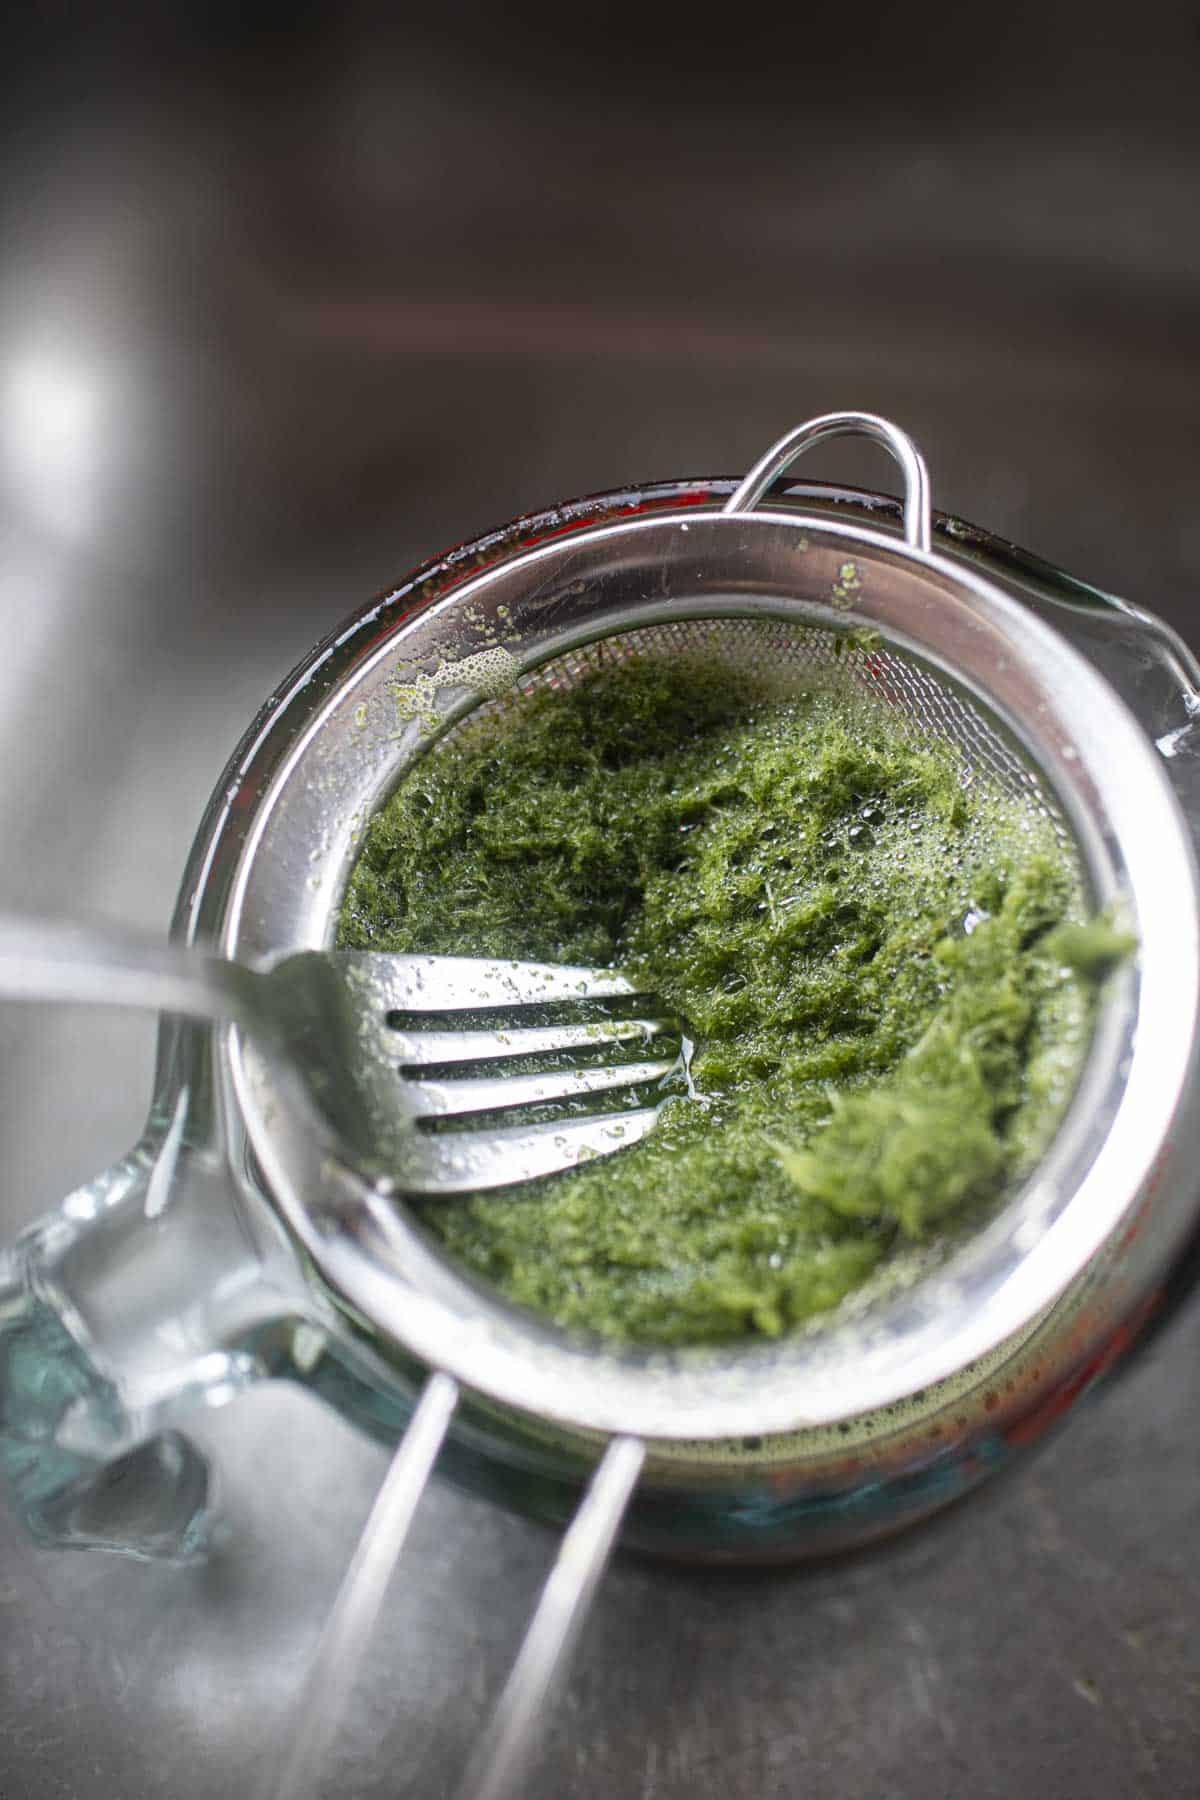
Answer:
265, 1420, 643, 1800
458, 1435, 646, 1800
723, 411, 933, 553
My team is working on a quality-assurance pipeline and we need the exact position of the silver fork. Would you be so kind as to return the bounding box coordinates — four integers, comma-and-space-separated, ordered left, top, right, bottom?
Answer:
0, 915, 677, 1800
0, 918, 681, 1189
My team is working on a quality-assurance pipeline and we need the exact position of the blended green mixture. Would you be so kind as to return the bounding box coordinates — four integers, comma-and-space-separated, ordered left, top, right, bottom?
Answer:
338, 650, 1128, 1347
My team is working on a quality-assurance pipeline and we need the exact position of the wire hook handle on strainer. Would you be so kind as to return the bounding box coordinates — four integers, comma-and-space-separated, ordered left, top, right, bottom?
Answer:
722, 409, 933, 551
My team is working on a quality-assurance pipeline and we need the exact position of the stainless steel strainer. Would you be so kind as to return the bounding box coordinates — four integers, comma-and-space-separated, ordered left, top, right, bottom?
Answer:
4, 413, 1200, 1800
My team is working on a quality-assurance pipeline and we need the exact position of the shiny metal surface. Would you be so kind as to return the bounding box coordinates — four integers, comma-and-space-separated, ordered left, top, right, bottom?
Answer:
3, 13, 1200, 1796
722, 412, 933, 551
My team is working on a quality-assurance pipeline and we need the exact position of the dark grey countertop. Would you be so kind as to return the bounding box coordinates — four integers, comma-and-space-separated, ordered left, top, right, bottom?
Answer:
1, 14, 1198, 1796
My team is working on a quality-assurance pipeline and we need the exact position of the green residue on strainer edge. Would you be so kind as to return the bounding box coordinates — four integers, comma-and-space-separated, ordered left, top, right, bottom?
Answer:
388, 646, 519, 736
337, 654, 1132, 1348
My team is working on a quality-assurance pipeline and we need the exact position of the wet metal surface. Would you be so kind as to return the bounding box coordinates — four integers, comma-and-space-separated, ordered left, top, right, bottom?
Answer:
1, 13, 1199, 1796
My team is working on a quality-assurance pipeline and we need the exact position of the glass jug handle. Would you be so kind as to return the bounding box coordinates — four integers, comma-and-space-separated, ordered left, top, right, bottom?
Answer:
0, 1066, 316, 1561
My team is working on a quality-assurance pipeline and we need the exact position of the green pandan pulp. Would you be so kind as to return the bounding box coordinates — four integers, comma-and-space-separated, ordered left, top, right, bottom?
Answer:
338, 654, 1127, 1347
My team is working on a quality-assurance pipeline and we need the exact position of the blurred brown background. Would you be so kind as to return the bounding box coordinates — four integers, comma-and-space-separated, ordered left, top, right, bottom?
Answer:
1, 7, 1198, 1797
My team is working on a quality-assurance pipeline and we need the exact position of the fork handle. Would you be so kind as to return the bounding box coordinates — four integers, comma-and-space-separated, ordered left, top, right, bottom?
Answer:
0, 912, 261, 1026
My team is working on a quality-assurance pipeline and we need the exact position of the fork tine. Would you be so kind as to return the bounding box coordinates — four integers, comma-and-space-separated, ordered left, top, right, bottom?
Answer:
400, 1058, 677, 1120
389, 1017, 669, 1067
343, 953, 644, 1012
397, 1107, 662, 1194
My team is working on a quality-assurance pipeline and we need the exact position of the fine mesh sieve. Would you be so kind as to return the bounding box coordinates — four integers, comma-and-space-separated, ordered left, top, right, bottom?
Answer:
352, 613, 1084, 1373
444, 613, 1070, 831
208, 416, 1198, 1799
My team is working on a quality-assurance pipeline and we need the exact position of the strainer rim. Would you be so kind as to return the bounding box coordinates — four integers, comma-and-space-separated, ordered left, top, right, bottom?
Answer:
215, 503, 1200, 1441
